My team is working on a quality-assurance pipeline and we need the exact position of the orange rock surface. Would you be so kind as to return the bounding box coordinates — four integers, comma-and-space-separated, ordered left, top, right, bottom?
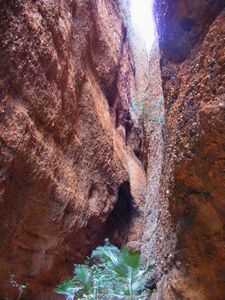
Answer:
0, 1, 145, 298
142, 1, 225, 299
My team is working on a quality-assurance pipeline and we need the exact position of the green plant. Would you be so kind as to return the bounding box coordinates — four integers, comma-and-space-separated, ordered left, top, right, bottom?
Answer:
130, 91, 148, 120
55, 240, 154, 300
130, 93, 164, 129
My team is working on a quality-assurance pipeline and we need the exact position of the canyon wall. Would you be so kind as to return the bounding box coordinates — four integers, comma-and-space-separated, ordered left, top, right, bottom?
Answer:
0, 0, 146, 298
0, 0, 224, 299
142, 1, 225, 299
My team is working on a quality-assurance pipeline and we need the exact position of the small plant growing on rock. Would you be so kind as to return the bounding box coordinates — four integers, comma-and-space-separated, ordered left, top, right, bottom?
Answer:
10, 275, 27, 300
55, 239, 154, 300
130, 93, 164, 129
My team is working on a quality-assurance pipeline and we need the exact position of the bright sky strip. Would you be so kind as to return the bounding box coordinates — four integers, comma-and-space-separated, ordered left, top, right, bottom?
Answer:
130, 0, 155, 51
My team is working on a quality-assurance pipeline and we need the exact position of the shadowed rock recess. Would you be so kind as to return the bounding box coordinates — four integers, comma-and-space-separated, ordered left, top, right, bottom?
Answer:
0, 0, 224, 299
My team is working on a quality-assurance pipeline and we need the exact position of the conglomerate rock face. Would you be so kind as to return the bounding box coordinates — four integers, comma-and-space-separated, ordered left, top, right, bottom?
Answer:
1, 0, 224, 299
142, 1, 225, 299
0, 0, 146, 298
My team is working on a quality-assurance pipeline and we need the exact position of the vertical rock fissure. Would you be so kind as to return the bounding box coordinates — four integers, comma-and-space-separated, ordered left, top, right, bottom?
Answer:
105, 181, 135, 247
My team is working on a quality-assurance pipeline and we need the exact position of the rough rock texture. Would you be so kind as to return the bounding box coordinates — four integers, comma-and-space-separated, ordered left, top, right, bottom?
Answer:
141, 37, 165, 275
0, 1, 146, 298
1, 0, 224, 299
142, 1, 225, 299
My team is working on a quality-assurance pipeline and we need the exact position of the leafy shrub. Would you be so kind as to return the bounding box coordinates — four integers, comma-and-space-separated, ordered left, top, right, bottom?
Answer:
55, 240, 154, 300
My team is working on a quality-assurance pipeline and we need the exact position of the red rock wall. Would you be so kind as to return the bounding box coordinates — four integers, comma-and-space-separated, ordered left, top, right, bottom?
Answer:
0, 1, 146, 298
142, 1, 225, 299
1, 1, 224, 299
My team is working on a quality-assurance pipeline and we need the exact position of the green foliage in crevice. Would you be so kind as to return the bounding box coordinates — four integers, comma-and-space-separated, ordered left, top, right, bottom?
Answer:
55, 240, 154, 300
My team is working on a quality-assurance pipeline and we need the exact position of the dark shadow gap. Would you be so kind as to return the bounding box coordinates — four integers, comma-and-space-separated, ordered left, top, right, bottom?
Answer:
105, 181, 133, 247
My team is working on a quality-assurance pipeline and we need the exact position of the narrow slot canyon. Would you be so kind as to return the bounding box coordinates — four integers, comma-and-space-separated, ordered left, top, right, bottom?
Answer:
0, 0, 224, 299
